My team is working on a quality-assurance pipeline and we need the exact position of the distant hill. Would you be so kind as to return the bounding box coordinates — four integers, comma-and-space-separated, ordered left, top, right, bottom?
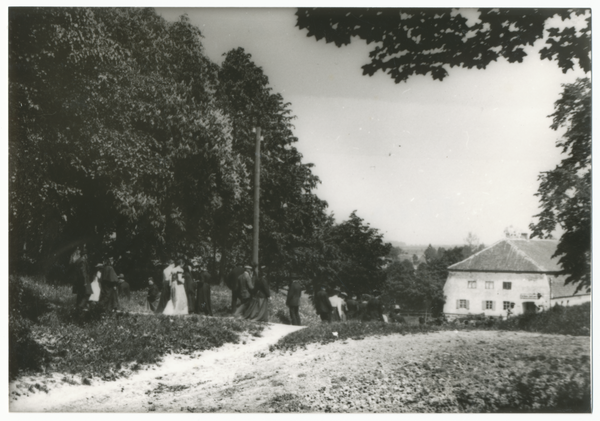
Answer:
387, 241, 463, 257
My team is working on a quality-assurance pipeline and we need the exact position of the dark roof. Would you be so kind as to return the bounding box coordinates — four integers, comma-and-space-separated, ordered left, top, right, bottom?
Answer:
448, 239, 562, 273
550, 275, 590, 298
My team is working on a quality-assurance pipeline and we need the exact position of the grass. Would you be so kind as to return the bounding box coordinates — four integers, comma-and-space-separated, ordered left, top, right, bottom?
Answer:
10, 276, 264, 381
270, 320, 443, 353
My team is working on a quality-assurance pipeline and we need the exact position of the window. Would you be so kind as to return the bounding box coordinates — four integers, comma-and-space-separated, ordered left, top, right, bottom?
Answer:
457, 299, 469, 310
484, 301, 495, 310
485, 281, 494, 289
468, 281, 477, 289
503, 301, 512, 310
503, 282, 512, 290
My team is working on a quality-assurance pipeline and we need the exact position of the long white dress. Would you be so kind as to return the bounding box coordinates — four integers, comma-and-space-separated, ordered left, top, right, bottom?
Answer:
163, 267, 188, 315
89, 271, 101, 302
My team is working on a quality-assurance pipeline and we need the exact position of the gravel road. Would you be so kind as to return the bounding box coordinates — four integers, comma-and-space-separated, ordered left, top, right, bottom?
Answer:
10, 327, 590, 413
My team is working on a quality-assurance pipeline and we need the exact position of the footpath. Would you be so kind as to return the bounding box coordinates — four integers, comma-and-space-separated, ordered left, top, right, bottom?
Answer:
10, 322, 305, 412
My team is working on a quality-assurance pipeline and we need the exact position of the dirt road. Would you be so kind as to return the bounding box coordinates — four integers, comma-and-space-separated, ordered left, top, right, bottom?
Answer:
10, 327, 590, 413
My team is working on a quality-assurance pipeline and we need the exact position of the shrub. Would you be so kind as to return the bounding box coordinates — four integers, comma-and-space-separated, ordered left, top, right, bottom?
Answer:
497, 303, 590, 336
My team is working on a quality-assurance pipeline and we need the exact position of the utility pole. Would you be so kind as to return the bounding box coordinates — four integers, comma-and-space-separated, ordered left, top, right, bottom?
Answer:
252, 125, 262, 275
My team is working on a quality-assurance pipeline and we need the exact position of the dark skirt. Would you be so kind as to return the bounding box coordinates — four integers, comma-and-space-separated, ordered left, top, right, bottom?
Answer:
235, 296, 269, 322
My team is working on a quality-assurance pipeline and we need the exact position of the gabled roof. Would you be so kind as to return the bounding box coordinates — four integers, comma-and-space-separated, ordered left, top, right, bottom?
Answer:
448, 239, 562, 273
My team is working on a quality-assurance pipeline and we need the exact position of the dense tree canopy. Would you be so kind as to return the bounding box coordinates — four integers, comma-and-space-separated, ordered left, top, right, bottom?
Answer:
296, 8, 590, 83
9, 7, 393, 294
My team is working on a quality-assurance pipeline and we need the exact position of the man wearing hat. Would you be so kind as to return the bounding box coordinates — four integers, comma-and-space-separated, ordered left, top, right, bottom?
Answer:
388, 304, 405, 324
286, 275, 303, 326
364, 290, 385, 322
145, 277, 160, 312
118, 274, 130, 301
314, 285, 333, 323
97, 261, 120, 311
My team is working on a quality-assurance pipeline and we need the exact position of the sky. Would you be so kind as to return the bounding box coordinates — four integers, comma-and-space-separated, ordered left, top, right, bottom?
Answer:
154, 6, 587, 247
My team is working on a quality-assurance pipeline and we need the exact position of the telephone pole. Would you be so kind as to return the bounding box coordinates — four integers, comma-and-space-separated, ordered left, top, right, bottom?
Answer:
252, 125, 262, 274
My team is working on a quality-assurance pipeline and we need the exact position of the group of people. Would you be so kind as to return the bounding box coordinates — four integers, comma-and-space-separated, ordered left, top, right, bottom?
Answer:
313, 287, 387, 323
283, 277, 392, 326
70, 245, 403, 326
228, 264, 271, 322
150, 258, 213, 317
68, 247, 132, 312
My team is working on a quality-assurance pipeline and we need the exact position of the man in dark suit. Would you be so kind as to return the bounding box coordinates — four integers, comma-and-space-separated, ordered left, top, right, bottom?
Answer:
117, 274, 130, 301
195, 269, 213, 316
345, 294, 360, 320
286, 277, 302, 326
226, 265, 245, 312
314, 286, 333, 323
183, 266, 196, 314
70, 248, 92, 310
98, 262, 120, 311
364, 291, 385, 322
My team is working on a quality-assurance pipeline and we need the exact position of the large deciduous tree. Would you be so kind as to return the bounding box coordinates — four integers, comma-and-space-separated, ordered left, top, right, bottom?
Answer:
9, 8, 244, 282
529, 78, 591, 293
296, 8, 590, 83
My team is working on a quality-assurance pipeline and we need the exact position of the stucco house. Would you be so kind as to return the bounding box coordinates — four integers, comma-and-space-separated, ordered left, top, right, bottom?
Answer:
442, 238, 590, 320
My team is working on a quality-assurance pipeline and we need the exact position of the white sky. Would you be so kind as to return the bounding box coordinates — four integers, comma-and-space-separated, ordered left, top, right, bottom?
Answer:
154, 6, 586, 246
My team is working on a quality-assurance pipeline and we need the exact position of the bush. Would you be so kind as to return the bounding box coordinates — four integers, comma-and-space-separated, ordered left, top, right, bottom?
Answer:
497, 303, 590, 336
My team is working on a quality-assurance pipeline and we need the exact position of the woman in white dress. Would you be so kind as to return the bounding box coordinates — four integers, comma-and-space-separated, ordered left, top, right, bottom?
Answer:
88, 268, 102, 303
163, 261, 188, 315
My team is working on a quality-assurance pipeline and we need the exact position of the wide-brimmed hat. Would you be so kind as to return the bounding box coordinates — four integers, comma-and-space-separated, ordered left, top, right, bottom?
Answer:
393, 305, 401, 310
244, 265, 252, 270
118, 274, 125, 279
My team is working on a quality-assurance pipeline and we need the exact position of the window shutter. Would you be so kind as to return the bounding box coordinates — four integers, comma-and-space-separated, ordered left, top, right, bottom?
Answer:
492, 301, 496, 311
466, 300, 470, 310
456, 299, 459, 309
482, 301, 485, 310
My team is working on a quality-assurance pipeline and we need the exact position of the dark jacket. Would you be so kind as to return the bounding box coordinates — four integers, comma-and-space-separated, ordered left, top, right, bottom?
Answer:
196, 271, 213, 316
254, 275, 271, 299
314, 289, 333, 314
118, 281, 130, 299
183, 272, 195, 293
226, 266, 245, 291
147, 284, 160, 302
71, 257, 92, 295
286, 281, 302, 307
237, 271, 254, 300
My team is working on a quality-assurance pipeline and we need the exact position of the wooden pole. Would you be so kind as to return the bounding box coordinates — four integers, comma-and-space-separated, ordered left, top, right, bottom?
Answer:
252, 126, 262, 275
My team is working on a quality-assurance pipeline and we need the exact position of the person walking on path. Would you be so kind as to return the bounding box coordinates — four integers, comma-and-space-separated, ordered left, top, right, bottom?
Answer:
286, 277, 302, 326
163, 259, 187, 315
145, 277, 160, 312
70, 247, 92, 310
239, 268, 270, 322
156, 259, 175, 313
117, 274, 130, 301
234, 265, 255, 317
329, 290, 347, 321
98, 262, 120, 311
314, 286, 333, 323
195, 268, 213, 316
226, 265, 245, 312
183, 266, 196, 314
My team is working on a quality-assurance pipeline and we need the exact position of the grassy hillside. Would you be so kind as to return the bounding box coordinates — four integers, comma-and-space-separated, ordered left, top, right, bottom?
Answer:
9, 276, 323, 381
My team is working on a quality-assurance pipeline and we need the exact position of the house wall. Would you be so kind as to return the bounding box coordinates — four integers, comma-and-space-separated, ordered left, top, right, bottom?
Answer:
442, 271, 551, 319
551, 294, 591, 307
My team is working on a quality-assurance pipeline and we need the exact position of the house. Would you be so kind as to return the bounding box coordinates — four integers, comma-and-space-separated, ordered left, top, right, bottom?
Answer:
442, 238, 590, 320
